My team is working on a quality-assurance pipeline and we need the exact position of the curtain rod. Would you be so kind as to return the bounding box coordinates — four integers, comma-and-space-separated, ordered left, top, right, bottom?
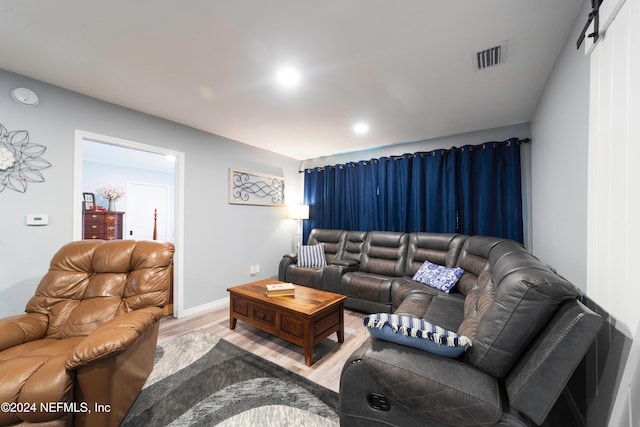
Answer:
299, 137, 530, 173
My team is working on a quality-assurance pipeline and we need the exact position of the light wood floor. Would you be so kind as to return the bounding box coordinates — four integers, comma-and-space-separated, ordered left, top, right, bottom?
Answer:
157, 306, 370, 393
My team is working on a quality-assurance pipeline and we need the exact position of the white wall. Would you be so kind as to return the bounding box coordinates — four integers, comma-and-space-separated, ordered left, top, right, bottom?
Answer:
530, 0, 591, 290
0, 69, 301, 318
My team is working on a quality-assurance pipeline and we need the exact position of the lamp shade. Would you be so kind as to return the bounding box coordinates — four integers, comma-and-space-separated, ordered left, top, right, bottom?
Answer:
289, 204, 309, 220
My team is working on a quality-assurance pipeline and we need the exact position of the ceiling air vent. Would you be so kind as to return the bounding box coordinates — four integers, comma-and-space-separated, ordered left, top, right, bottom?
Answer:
473, 41, 507, 71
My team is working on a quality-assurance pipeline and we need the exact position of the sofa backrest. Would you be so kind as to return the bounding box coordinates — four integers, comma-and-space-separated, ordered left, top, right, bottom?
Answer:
338, 231, 368, 263
461, 240, 582, 378
404, 233, 467, 276
453, 235, 503, 296
360, 231, 408, 277
26, 240, 175, 339
308, 229, 347, 263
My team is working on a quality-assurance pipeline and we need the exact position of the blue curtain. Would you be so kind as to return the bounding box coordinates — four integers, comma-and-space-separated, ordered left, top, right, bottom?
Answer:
456, 138, 523, 242
357, 160, 380, 231
303, 138, 524, 243
377, 155, 411, 231
407, 150, 457, 232
303, 167, 324, 243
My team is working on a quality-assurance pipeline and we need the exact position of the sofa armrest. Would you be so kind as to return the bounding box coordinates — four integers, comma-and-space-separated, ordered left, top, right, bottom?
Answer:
0, 313, 48, 351
340, 339, 502, 426
505, 299, 603, 425
331, 259, 359, 268
66, 307, 163, 370
278, 253, 298, 281
282, 252, 298, 262
322, 264, 359, 294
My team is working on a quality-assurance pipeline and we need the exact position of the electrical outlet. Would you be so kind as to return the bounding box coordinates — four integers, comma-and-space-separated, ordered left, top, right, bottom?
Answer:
250, 265, 258, 275
255, 264, 260, 274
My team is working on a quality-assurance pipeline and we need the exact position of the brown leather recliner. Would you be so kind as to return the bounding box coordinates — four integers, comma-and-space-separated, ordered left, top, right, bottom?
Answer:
0, 239, 174, 427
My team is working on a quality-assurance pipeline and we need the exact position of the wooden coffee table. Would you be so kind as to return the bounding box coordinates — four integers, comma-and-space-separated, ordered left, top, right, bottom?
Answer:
227, 279, 347, 366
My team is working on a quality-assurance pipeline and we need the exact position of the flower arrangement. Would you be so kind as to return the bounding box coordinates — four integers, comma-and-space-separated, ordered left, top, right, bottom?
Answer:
100, 186, 125, 201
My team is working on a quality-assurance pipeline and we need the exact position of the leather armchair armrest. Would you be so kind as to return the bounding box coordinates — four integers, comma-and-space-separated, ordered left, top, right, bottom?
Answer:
0, 313, 48, 351
66, 307, 163, 370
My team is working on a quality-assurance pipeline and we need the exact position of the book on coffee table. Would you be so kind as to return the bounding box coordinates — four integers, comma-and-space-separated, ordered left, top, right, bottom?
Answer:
265, 282, 295, 297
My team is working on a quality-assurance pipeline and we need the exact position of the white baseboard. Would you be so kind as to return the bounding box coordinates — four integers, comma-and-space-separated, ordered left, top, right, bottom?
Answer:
176, 297, 229, 319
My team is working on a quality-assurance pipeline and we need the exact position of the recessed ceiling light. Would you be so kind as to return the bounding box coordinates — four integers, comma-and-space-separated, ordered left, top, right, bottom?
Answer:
353, 122, 369, 135
275, 66, 301, 88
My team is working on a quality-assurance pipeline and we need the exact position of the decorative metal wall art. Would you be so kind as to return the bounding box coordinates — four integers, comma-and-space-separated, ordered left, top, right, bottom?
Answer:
229, 168, 284, 206
0, 123, 51, 193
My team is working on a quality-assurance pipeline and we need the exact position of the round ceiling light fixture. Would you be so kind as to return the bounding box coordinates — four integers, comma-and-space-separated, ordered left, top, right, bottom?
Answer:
353, 122, 369, 135
275, 66, 301, 88
11, 87, 40, 106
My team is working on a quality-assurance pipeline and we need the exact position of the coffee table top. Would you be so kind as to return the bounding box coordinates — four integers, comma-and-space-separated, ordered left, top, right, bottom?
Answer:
227, 279, 346, 316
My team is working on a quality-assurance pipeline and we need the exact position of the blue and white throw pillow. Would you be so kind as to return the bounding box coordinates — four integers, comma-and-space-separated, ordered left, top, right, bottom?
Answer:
412, 260, 464, 293
297, 244, 327, 268
364, 313, 471, 358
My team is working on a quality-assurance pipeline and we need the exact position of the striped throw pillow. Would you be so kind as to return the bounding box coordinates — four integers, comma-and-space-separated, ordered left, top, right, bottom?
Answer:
364, 313, 471, 358
297, 244, 327, 268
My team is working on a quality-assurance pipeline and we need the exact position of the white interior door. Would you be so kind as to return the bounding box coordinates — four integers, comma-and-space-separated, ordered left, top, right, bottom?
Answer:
125, 182, 171, 241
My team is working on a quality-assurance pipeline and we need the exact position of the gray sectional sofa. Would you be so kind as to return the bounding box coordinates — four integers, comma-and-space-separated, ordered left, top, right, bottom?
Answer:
279, 229, 603, 426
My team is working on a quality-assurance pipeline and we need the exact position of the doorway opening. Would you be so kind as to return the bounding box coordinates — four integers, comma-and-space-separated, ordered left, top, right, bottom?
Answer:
72, 130, 185, 317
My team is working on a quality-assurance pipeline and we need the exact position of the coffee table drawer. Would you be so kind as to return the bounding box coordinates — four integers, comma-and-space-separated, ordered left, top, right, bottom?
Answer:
252, 304, 276, 327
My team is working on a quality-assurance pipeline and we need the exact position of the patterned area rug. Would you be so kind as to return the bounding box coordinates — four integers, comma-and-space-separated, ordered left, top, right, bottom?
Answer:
122, 330, 339, 426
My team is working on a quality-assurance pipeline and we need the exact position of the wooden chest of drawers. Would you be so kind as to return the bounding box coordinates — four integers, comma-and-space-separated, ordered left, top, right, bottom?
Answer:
83, 211, 124, 240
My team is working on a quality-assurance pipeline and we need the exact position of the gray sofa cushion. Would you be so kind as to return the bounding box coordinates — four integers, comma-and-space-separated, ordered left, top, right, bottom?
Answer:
422, 293, 466, 332
288, 266, 322, 289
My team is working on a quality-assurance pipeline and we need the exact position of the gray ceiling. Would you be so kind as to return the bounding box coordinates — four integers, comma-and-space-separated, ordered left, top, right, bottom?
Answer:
1, 1, 583, 160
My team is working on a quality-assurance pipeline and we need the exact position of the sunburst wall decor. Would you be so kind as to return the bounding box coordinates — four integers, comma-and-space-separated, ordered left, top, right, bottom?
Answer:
0, 123, 51, 193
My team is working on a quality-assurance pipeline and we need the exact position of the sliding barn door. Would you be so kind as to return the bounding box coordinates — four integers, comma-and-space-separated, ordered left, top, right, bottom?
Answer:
586, 0, 640, 425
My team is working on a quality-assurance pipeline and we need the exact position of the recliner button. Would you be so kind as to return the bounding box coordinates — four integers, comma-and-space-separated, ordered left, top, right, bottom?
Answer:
367, 393, 391, 411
